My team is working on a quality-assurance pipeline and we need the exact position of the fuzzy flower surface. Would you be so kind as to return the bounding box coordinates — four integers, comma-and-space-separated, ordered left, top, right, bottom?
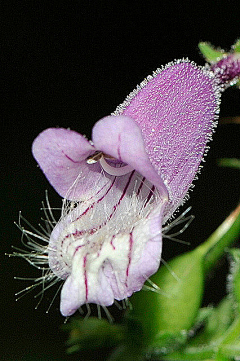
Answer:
209, 52, 240, 89
30, 60, 220, 317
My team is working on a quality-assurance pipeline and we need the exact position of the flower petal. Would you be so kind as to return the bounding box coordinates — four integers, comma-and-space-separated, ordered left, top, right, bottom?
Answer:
114, 61, 220, 219
92, 115, 168, 201
59, 202, 165, 317
47, 161, 166, 316
32, 128, 111, 200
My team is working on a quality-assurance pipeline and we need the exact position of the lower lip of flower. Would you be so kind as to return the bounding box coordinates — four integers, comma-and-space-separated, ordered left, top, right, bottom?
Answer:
47, 171, 166, 316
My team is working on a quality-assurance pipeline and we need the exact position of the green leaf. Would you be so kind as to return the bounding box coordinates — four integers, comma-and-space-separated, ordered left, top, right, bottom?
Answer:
198, 204, 240, 274
192, 306, 214, 327
107, 344, 144, 361
227, 248, 240, 311
220, 340, 240, 358
233, 39, 240, 53
218, 158, 240, 170
63, 317, 125, 354
217, 316, 240, 359
192, 297, 234, 345
198, 42, 225, 62
160, 243, 240, 360
160, 297, 236, 360
161, 345, 215, 360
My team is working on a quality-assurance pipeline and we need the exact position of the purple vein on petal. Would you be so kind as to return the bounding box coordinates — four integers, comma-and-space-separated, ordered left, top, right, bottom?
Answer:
126, 232, 133, 281
57, 171, 137, 256
73, 176, 118, 221
62, 151, 82, 164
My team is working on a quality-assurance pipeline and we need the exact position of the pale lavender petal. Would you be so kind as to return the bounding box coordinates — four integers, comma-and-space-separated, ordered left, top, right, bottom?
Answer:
126, 204, 164, 292
59, 202, 165, 317
92, 115, 168, 201
114, 61, 220, 219
48, 168, 166, 316
32, 128, 111, 200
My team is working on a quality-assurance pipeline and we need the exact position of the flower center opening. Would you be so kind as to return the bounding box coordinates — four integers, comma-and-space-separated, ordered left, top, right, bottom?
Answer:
86, 151, 134, 176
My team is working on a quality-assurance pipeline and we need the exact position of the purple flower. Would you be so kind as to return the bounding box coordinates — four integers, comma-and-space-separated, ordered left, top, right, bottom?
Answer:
30, 61, 220, 316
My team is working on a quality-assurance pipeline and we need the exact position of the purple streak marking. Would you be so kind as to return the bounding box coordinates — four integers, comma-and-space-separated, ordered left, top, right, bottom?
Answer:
62, 151, 82, 164
126, 232, 133, 283
145, 185, 155, 205
110, 235, 116, 250
117, 134, 122, 161
136, 177, 146, 196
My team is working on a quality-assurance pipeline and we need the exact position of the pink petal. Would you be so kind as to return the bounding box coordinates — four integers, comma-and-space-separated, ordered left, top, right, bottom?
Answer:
115, 61, 220, 219
32, 128, 110, 200
92, 115, 168, 201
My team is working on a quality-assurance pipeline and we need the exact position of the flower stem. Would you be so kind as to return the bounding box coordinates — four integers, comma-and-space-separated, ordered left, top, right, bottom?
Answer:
197, 204, 240, 274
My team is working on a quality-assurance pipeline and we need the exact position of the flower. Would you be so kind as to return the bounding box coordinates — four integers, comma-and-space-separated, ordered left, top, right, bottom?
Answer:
25, 60, 221, 317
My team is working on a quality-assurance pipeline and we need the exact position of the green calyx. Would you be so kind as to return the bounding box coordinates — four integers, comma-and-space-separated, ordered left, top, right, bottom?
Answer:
198, 42, 225, 63
127, 204, 240, 357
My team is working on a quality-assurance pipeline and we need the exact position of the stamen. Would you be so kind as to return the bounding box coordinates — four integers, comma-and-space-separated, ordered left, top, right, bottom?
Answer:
99, 156, 134, 176
97, 304, 102, 319
86, 151, 115, 164
86, 151, 103, 164
102, 306, 114, 323
86, 151, 134, 176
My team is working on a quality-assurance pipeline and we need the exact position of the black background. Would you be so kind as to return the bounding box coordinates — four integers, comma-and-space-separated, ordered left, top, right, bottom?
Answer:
2, 1, 240, 360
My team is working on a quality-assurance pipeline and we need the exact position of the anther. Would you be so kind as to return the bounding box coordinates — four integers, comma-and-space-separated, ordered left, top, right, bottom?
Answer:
86, 151, 103, 164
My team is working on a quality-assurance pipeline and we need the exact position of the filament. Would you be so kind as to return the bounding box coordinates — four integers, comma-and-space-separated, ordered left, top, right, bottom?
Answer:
99, 156, 134, 176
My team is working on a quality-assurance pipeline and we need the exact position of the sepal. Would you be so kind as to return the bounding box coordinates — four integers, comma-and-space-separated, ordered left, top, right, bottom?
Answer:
198, 42, 225, 63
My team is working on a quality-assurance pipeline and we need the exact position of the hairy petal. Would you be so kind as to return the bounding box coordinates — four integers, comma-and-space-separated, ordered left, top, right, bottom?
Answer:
114, 61, 221, 219
125, 203, 164, 293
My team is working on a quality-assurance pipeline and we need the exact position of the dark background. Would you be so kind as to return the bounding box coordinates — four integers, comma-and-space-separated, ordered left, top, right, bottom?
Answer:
2, 1, 240, 360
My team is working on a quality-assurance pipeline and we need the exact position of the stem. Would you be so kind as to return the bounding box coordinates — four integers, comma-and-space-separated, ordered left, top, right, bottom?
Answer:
197, 204, 240, 274
220, 116, 240, 125
218, 158, 240, 170
219, 317, 240, 347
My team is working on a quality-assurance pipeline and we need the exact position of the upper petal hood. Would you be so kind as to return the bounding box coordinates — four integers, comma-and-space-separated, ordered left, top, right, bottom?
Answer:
32, 122, 168, 203
92, 115, 168, 201
32, 61, 220, 221
116, 61, 220, 218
